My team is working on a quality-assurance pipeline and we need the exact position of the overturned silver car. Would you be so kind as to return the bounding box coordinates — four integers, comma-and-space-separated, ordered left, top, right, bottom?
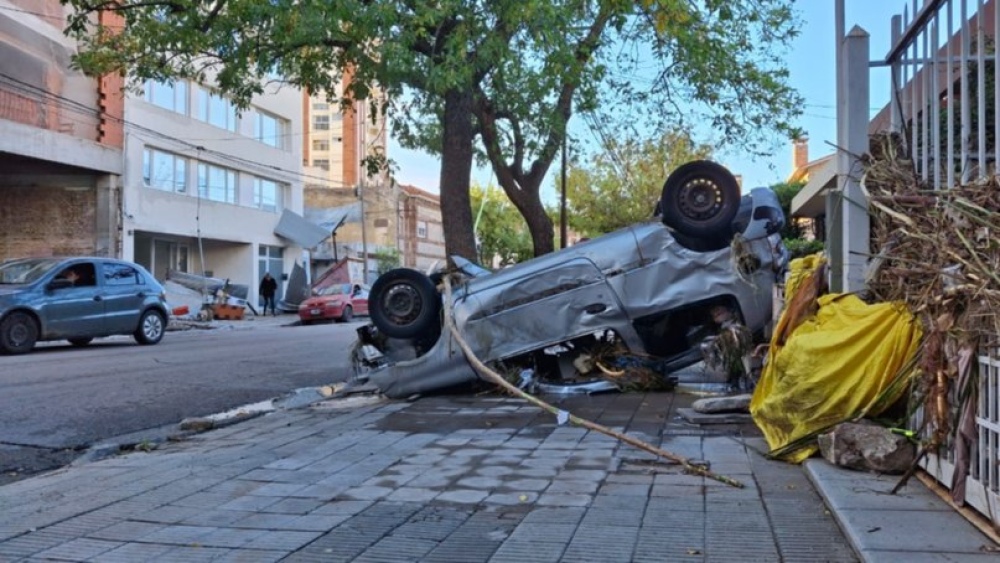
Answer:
354, 161, 788, 398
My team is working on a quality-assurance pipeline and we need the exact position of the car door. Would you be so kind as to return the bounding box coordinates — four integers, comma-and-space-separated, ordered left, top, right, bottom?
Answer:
40, 261, 107, 338
353, 285, 370, 315
100, 262, 148, 334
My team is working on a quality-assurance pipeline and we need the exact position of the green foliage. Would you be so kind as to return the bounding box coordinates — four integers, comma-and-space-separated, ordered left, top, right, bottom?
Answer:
770, 180, 807, 240
564, 130, 713, 238
783, 238, 825, 259
372, 248, 401, 277
471, 184, 533, 267
62, 0, 803, 259
768, 179, 823, 258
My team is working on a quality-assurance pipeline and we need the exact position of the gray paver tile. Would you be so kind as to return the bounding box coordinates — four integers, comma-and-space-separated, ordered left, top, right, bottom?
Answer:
33, 538, 123, 561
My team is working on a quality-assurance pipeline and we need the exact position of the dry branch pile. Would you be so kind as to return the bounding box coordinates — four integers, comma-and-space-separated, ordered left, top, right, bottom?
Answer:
864, 133, 1000, 464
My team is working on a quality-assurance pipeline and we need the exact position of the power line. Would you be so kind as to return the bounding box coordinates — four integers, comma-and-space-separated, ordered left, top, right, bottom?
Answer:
0, 71, 375, 190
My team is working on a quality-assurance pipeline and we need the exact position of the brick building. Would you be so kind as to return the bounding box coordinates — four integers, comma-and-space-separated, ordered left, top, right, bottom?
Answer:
0, 1, 123, 260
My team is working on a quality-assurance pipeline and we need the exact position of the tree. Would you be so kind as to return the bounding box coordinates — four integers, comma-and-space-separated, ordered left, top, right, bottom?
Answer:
565, 130, 713, 237
470, 184, 533, 267
372, 248, 401, 277
64, 0, 802, 262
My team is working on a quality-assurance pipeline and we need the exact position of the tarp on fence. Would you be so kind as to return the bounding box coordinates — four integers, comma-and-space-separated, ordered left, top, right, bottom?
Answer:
750, 256, 923, 463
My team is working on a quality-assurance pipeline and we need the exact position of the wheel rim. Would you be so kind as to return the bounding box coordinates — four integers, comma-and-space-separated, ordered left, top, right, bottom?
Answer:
676, 177, 723, 222
383, 284, 421, 325
8, 320, 30, 347
143, 313, 163, 341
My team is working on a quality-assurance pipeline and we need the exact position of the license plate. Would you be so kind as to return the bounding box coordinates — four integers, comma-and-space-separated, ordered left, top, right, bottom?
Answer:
310, 309, 320, 315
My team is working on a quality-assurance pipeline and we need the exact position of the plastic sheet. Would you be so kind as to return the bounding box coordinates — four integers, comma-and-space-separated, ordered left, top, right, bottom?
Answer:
751, 257, 923, 463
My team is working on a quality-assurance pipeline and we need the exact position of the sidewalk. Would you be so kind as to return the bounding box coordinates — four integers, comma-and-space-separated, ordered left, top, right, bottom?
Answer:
0, 388, 995, 562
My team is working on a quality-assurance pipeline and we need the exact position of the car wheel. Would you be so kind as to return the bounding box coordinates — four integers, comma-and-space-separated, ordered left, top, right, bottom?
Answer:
0, 312, 38, 354
68, 338, 93, 347
370, 268, 441, 339
134, 310, 165, 345
340, 305, 354, 323
660, 160, 741, 240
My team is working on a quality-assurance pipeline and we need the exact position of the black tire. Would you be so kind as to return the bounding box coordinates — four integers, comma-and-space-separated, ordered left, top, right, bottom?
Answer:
134, 310, 165, 345
339, 305, 354, 323
660, 160, 741, 240
68, 338, 93, 347
0, 311, 38, 355
369, 268, 441, 339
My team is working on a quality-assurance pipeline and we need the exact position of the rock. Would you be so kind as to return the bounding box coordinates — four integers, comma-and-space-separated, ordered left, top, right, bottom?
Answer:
179, 417, 215, 432
817, 421, 915, 474
692, 394, 752, 414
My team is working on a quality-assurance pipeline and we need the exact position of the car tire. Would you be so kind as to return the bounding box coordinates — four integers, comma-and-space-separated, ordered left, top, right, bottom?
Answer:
370, 268, 441, 339
340, 305, 354, 323
134, 310, 165, 345
660, 160, 741, 241
68, 338, 93, 347
0, 311, 38, 355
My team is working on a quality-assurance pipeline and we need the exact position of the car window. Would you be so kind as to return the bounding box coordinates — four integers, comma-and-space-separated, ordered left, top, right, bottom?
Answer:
55, 263, 97, 287
0, 258, 60, 284
103, 263, 142, 286
318, 284, 348, 296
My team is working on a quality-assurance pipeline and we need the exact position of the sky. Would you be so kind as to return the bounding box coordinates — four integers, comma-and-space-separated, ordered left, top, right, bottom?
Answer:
387, 1, 906, 200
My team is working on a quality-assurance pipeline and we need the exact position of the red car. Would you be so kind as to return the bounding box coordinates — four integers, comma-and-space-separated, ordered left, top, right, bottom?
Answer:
298, 283, 369, 324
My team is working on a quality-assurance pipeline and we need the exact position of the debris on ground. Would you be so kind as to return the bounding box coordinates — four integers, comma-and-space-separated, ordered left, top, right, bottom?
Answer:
817, 421, 915, 474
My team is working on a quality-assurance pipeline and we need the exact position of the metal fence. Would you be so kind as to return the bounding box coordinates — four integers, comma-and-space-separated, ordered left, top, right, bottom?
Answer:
884, 0, 1000, 522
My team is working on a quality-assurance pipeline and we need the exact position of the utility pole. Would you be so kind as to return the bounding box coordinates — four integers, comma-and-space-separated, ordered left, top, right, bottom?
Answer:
359, 182, 368, 284
560, 136, 568, 249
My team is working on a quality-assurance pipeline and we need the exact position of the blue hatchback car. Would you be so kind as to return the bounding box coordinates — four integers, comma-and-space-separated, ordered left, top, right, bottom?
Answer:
0, 257, 170, 354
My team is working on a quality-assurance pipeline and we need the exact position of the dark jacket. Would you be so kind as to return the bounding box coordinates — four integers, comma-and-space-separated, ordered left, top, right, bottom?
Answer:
259, 275, 277, 297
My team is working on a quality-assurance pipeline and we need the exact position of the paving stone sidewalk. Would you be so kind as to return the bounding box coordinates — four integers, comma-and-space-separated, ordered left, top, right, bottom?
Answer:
0, 392, 857, 562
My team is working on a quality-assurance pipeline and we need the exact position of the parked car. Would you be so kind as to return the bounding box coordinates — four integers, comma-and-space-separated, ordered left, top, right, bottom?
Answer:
298, 283, 369, 324
353, 161, 789, 398
0, 257, 170, 354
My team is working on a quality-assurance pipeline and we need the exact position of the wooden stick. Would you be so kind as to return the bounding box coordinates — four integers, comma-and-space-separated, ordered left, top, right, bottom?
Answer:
441, 276, 745, 488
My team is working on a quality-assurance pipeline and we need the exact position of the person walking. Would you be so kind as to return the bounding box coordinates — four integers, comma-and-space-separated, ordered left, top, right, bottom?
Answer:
259, 272, 278, 316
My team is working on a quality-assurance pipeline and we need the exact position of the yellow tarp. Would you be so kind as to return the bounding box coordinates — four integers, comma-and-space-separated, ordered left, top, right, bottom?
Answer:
750, 256, 923, 463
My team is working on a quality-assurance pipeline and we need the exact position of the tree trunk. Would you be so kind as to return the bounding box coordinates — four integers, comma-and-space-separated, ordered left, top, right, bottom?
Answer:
499, 176, 555, 257
438, 89, 478, 263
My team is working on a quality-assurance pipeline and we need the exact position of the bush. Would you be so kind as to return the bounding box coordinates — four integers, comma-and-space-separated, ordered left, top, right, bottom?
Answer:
783, 238, 825, 259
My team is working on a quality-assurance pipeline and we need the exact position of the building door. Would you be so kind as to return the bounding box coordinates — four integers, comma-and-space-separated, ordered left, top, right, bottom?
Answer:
258, 245, 284, 306
152, 240, 190, 280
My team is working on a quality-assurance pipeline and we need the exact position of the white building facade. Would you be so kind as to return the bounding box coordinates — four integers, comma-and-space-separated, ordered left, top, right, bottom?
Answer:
123, 79, 307, 300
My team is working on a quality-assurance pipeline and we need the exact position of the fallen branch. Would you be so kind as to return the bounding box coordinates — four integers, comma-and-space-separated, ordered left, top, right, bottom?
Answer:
441, 275, 745, 488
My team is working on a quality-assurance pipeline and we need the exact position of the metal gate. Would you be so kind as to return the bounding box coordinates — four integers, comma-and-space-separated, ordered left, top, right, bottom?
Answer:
877, 0, 1000, 522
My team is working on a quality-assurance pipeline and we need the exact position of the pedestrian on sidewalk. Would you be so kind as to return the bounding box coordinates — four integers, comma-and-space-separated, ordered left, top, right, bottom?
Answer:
259, 272, 278, 316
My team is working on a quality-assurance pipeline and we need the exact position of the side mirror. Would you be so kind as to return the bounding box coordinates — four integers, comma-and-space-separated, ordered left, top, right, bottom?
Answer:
48, 279, 73, 290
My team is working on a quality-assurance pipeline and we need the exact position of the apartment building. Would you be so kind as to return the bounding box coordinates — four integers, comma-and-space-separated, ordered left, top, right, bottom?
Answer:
302, 79, 394, 283
398, 185, 446, 272
123, 77, 320, 300
0, 1, 123, 260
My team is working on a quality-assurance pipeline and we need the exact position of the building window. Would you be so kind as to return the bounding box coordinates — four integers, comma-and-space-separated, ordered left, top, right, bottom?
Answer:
196, 86, 237, 132
253, 177, 282, 212
313, 115, 330, 130
142, 148, 187, 193
312, 139, 330, 151
144, 79, 188, 114
416, 221, 428, 239
313, 159, 330, 171
254, 110, 286, 148
197, 163, 237, 203
312, 102, 329, 110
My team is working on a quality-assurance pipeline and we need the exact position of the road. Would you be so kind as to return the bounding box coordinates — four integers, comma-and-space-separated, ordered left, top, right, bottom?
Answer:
0, 319, 359, 484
